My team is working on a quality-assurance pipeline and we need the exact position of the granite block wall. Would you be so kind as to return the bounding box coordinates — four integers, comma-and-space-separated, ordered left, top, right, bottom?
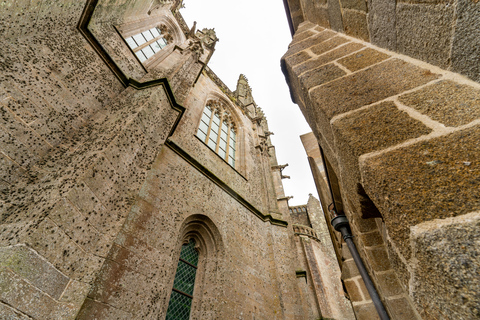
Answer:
283, 22, 480, 319
284, 0, 480, 82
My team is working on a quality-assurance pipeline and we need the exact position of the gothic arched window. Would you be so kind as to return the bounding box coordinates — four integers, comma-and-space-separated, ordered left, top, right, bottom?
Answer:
196, 101, 237, 167
125, 26, 169, 63
166, 239, 199, 320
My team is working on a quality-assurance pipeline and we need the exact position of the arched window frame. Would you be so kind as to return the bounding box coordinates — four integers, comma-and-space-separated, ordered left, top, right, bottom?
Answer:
117, 15, 185, 69
196, 99, 237, 168
165, 238, 200, 320
164, 215, 223, 320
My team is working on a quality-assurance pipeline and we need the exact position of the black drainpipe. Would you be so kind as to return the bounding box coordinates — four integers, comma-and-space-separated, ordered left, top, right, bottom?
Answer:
319, 146, 390, 320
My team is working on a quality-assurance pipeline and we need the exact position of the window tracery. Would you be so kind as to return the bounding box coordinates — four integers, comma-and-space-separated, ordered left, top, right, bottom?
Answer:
197, 100, 237, 167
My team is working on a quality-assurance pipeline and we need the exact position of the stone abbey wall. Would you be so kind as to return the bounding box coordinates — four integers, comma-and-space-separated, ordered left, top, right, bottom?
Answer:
282, 16, 480, 320
0, 0, 319, 319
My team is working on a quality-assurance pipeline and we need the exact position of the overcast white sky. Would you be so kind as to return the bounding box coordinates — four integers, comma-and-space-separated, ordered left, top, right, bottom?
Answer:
181, 0, 317, 206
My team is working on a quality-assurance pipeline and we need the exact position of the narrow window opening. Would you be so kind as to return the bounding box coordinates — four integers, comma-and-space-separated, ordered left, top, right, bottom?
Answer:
166, 239, 199, 320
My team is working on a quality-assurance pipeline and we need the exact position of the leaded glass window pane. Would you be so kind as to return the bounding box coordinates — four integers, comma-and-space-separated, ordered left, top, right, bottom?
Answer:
166, 239, 198, 320
228, 156, 235, 166
166, 291, 191, 320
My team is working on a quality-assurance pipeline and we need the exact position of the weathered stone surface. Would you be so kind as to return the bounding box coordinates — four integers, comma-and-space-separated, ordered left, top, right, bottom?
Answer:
353, 302, 381, 320
365, 245, 391, 271
451, 0, 480, 82
286, 30, 337, 57
341, 0, 368, 11
309, 35, 351, 56
359, 230, 384, 247
283, 50, 313, 69
0, 245, 69, 300
300, 63, 346, 92
343, 9, 370, 42
327, 0, 345, 32
362, 125, 480, 259
332, 101, 431, 155
410, 212, 480, 320
341, 259, 361, 279
399, 80, 480, 127
0, 301, 31, 319
385, 296, 420, 319
296, 42, 364, 75
292, 30, 317, 44
375, 270, 403, 297
310, 59, 439, 119
367, 0, 397, 50
396, 2, 454, 69
344, 279, 364, 301
338, 48, 390, 72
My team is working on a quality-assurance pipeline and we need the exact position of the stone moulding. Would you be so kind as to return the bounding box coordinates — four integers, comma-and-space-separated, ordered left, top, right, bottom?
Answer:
293, 224, 320, 241
165, 139, 289, 228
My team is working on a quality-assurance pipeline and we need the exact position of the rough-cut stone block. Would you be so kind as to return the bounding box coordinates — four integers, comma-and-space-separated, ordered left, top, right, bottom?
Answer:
299, 63, 346, 92
283, 51, 314, 69
396, 2, 454, 69
0, 244, 70, 300
341, 259, 360, 279
385, 296, 419, 319
0, 301, 31, 319
338, 48, 390, 72
292, 30, 317, 44
367, 0, 397, 50
0, 267, 77, 319
362, 125, 480, 259
410, 212, 480, 320
375, 270, 403, 297
286, 30, 337, 57
365, 246, 391, 271
77, 298, 133, 320
343, 9, 370, 42
296, 42, 364, 76
310, 59, 439, 119
451, 0, 480, 82
344, 279, 364, 301
353, 302, 381, 320
341, 0, 368, 11
327, 0, 345, 32
359, 230, 384, 247
399, 80, 480, 127
332, 101, 431, 156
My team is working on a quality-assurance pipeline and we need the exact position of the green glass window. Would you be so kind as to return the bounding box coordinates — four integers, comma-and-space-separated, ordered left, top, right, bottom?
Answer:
196, 104, 237, 168
166, 239, 199, 320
